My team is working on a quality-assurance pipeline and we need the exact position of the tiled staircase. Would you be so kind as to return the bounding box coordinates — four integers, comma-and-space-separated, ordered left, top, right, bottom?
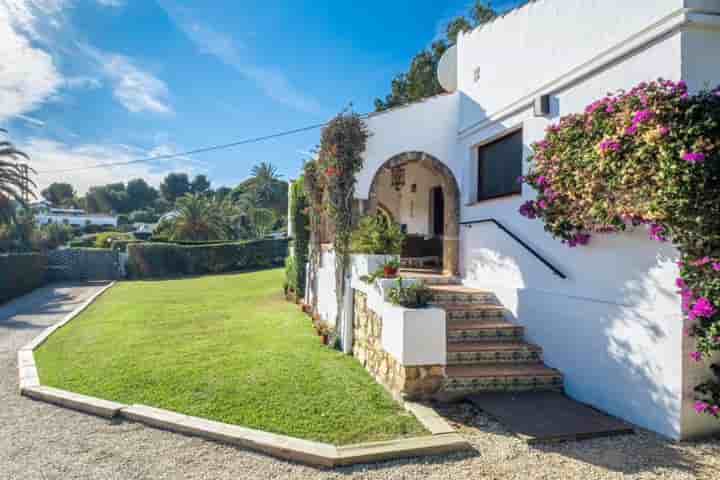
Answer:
425, 283, 563, 399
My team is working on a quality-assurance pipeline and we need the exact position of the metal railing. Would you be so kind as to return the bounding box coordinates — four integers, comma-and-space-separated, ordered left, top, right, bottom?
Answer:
459, 218, 566, 279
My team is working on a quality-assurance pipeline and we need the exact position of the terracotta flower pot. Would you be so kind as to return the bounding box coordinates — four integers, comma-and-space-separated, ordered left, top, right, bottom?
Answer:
384, 266, 398, 278
321, 334, 329, 345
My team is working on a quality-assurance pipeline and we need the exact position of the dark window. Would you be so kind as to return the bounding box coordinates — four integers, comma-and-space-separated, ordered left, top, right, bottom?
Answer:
477, 129, 523, 201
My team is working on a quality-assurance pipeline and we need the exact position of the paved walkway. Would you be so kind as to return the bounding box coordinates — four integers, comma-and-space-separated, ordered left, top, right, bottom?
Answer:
1, 283, 718, 479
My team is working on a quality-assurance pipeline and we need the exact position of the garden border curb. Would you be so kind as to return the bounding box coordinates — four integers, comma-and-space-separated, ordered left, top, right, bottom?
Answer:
18, 281, 471, 468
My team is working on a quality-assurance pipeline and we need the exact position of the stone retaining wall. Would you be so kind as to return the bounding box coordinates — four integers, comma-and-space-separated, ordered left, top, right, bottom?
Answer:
353, 291, 443, 400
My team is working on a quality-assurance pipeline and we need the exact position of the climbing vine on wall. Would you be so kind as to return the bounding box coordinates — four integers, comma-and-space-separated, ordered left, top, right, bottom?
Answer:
287, 176, 309, 297
519, 80, 720, 420
318, 111, 369, 331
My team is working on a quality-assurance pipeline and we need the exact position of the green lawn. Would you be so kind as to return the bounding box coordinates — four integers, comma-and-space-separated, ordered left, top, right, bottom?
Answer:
35, 269, 426, 445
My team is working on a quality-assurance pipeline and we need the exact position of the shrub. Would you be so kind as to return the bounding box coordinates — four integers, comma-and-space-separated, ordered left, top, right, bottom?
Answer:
284, 255, 297, 295
94, 232, 133, 249
350, 214, 405, 255
127, 239, 289, 279
387, 278, 432, 309
0, 253, 47, 304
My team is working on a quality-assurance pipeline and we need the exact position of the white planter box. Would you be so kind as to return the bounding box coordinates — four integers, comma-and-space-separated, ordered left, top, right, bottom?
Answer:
381, 304, 446, 366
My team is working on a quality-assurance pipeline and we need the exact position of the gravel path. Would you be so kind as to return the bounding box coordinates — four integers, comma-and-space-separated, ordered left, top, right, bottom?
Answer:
1, 283, 719, 480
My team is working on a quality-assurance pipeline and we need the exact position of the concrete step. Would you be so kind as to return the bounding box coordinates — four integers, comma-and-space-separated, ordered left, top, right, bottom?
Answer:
447, 320, 524, 343
428, 285, 498, 305
447, 341, 542, 365
442, 364, 563, 394
442, 304, 506, 322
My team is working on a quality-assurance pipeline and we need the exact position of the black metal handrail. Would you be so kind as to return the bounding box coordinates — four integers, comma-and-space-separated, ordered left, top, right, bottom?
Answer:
459, 218, 566, 279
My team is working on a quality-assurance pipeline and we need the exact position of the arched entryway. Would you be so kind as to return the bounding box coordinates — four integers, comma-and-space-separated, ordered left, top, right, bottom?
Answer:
367, 152, 460, 276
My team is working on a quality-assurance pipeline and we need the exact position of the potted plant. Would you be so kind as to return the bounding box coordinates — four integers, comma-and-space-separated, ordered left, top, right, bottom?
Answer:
350, 214, 405, 277
316, 321, 331, 345
383, 258, 400, 278
387, 278, 432, 309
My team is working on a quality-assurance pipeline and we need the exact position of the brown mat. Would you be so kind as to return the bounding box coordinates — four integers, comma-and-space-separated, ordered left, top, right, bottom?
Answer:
467, 391, 634, 443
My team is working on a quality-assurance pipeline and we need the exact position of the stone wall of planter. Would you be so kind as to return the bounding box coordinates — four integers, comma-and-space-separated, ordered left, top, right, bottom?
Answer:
353, 291, 443, 400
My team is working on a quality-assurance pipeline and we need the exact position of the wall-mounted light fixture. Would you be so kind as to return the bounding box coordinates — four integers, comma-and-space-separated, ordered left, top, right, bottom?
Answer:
534, 94, 551, 117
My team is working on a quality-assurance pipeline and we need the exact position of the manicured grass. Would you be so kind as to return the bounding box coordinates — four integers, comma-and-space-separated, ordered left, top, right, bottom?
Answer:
35, 269, 426, 445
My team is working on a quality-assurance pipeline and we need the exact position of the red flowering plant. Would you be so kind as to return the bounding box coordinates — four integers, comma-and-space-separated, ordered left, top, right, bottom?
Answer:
520, 80, 720, 419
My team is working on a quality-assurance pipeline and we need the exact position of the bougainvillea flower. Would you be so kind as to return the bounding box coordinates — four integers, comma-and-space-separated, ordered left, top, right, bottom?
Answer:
648, 224, 667, 242
633, 110, 655, 124
694, 401, 709, 413
599, 139, 621, 154
625, 125, 639, 136
676, 277, 687, 290
711, 405, 720, 416
691, 297, 717, 319
692, 257, 712, 266
682, 152, 706, 163
713, 262, 720, 271
518, 201, 538, 219
690, 351, 703, 362
658, 126, 670, 136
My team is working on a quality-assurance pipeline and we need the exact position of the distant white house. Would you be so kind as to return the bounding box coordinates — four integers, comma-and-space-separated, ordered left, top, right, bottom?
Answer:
29, 200, 118, 229
301, 0, 720, 442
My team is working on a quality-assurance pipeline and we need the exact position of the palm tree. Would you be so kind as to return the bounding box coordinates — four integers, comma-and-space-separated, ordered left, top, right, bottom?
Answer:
171, 194, 237, 241
0, 129, 34, 209
250, 161, 282, 204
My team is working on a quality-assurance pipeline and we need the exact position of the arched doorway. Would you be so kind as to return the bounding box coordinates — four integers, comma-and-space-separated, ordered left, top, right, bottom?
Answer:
367, 152, 460, 276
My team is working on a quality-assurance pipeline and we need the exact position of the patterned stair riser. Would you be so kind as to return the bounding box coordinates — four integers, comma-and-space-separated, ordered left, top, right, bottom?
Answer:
442, 374, 563, 393
447, 327, 524, 343
429, 292, 498, 305
447, 349, 542, 365
445, 308, 505, 322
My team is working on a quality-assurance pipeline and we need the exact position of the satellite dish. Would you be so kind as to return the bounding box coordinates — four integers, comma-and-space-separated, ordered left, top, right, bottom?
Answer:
437, 45, 458, 93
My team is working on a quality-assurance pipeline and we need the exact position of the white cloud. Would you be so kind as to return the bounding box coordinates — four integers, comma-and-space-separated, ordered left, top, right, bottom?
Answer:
159, 1, 323, 115
64, 75, 102, 89
16, 113, 45, 126
23, 138, 205, 194
92, 50, 173, 114
0, 1, 63, 121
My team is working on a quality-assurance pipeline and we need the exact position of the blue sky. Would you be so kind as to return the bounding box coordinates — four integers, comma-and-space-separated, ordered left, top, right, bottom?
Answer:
1, 0, 520, 193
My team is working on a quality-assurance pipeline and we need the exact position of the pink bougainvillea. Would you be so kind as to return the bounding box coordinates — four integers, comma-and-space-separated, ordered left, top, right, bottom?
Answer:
520, 79, 720, 420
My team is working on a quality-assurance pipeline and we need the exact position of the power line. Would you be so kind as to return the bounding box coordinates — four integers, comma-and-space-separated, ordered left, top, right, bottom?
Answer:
36, 117, 368, 175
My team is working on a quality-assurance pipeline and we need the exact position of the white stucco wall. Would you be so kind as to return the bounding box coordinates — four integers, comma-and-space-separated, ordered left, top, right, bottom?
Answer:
455, 0, 687, 132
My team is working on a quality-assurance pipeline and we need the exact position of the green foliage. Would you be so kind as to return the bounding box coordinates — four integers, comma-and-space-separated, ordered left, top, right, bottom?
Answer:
288, 177, 310, 296
94, 231, 133, 249
41, 182, 76, 207
160, 172, 191, 203
284, 255, 297, 295
387, 278, 432, 309
374, 1, 496, 111
190, 174, 211, 195
126, 178, 159, 210
127, 238, 288, 279
0, 253, 47, 304
36, 223, 75, 250
351, 214, 405, 254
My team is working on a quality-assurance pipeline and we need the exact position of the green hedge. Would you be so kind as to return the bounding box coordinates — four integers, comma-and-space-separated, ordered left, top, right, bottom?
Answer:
127, 239, 289, 279
0, 253, 47, 304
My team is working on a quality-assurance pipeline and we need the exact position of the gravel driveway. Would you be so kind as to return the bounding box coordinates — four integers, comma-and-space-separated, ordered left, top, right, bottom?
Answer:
1, 283, 718, 480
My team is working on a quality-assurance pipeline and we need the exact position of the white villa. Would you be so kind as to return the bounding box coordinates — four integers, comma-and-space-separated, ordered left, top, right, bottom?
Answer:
29, 200, 118, 229
296, 0, 720, 441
